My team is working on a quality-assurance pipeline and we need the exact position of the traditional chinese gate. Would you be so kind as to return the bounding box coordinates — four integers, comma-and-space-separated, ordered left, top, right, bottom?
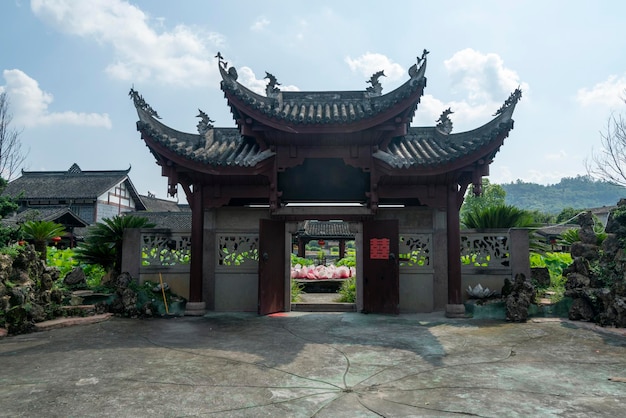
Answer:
363, 219, 399, 314
258, 219, 286, 315
131, 51, 522, 317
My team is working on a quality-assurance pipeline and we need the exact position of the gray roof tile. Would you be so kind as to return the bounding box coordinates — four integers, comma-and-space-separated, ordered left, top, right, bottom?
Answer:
135, 110, 274, 167
373, 92, 520, 169
133, 212, 191, 230
298, 220, 354, 239
219, 57, 427, 126
2, 163, 144, 209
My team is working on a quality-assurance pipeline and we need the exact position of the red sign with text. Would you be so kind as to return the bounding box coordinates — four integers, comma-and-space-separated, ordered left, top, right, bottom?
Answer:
370, 238, 390, 260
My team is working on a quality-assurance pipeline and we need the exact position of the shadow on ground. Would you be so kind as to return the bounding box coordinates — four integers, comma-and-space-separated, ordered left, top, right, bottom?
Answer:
1, 312, 625, 417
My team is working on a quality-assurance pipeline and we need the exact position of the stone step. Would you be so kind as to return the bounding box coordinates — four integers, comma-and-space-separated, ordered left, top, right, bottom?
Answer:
291, 303, 356, 312
34, 313, 113, 331
61, 304, 97, 312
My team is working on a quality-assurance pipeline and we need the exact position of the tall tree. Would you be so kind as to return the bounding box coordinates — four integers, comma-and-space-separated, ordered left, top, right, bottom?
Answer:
0, 92, 28, 180
586, 95, 626, 186
460, 179, 506, 219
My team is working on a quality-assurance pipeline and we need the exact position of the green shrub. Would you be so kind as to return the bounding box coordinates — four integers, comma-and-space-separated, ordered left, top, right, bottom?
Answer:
559, 227, 606, 247
337, 277, 356, 303
22, 220, 65, 261
530, 252, 572, 301
462, 204, 537, 229
336, 256, 355, 267
291, 279, 304, 302
291, 254, 313, 266
75, 215, 155, 276
47, 247, 76, 278
46, 247, 107, 290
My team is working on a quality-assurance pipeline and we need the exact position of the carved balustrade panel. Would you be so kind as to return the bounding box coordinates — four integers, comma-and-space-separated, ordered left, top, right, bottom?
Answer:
218, 234, 259, 269
141, 231, 191, 266
399, 234, 432, 269
460, 231, 510, 269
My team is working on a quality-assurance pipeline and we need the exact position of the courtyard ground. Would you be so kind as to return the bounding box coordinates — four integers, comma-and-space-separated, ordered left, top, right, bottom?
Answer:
0, 312, 625, 417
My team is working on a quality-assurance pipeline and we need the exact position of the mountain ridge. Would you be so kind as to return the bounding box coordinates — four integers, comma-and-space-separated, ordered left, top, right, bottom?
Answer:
500, 175, 625, 214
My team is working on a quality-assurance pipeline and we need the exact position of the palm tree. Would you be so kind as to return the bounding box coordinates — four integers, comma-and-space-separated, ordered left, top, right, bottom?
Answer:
21, 220, 65, 260
75, 215, 155, 277
462, 204, 547, 252
461, 204, 537, 229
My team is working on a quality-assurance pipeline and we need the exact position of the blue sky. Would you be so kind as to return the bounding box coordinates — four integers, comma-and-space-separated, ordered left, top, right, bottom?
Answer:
1, 0, 625, 201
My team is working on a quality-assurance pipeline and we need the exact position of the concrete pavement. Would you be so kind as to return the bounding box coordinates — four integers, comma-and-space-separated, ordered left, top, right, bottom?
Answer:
1, 312, 625, 417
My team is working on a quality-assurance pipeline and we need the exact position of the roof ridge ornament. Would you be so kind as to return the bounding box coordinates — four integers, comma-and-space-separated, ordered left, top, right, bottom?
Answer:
196, 109, 214, 135
408, 48, 429, 78
128, 87, 161, 119
265, 72, 281, 98
216, 51, 238, 80
68, 163, 82, 174
365, 70, 385, 97
493, 87, 522, 116
436, 108, 454, 135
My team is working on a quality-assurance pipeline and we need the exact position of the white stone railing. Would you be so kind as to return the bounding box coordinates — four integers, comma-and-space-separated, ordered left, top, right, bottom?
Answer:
122, 227, 529, 278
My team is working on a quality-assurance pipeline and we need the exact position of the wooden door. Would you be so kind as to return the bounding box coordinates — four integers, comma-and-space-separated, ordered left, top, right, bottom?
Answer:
258, 219, 286, 315
362, 219, 399, 314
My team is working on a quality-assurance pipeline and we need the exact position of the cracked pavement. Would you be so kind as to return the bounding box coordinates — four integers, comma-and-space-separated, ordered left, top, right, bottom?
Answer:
1, 312, 625, 417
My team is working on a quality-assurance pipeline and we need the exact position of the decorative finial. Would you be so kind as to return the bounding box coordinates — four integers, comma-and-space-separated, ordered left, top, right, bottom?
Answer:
215, 52, 226, 68
216, 52, 238, 80
493, 87, 522, 116
264, 72, 281, 97
409, 48, 429, 78
366, 70, 385, 96
436, 108, 454, 135
128, 87, 161, 119
196, 109, 214, 135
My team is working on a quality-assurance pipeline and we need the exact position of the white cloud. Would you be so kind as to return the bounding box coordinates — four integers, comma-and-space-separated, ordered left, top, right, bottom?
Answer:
525, 169, 573, 185
407, 49, 528, 131
251, 16, 270, 31
30, 0, 224, 86
238, 67, 300, 96
1, 69, 111, 128
411, 95, 504, 131
345, 50, 527, 132
345, 53, 405, 82
444, 48, 527, 104
489, 166, 570, 185
576, 75, 626, 107
544, 150, 568, 161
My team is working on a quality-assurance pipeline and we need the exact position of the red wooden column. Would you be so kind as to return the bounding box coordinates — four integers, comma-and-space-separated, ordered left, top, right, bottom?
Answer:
446, 183, 465, 317
185, 184, 206, 315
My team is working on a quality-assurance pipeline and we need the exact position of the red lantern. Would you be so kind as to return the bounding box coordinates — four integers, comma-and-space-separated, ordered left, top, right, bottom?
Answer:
318, 239, 325, 246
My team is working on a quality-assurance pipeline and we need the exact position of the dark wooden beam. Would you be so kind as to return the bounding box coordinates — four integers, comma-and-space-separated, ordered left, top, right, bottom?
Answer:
189, 185, 204, 303
446, 183, 462, 305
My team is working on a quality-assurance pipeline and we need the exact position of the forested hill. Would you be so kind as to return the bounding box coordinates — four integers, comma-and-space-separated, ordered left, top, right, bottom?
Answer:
501, 176, 626, 214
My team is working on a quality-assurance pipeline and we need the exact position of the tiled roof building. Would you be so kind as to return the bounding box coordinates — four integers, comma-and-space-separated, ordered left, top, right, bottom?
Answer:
129, 50, 522, 316
2, 163, 145, 225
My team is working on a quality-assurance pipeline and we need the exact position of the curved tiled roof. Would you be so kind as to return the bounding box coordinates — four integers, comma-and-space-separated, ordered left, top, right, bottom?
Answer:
1, 206, 90, 228
2, 163, 141, 203
133, 211, 192, 230
219, 54, 427, 127
135, 105, 275, 168
373, 90, 520, 169
297, 220, 354, 239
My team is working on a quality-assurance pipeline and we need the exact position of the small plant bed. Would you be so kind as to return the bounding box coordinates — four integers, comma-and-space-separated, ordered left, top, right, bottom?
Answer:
290, 254, 357, 305
0, 244, 187, 337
